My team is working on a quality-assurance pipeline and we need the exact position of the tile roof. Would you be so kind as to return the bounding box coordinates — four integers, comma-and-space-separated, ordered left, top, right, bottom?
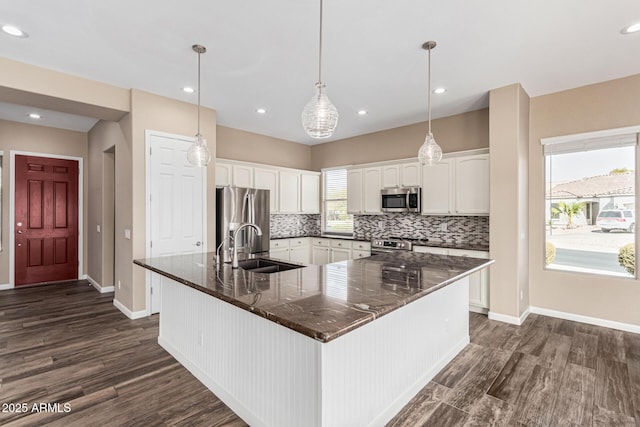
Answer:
548, 172, 634, 199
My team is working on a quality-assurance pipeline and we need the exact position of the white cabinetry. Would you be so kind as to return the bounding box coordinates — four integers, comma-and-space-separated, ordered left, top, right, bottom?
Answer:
347, 169, 363, 214
455, 155, 490, 214
330, 239, 352, 263
309, 238, 371, 265
216, 163, 232, 187
413, 245, 489, 313
289, 238, 311, 264
421, 153, 489, 215
254, 168, 279, 213
382, 165, 400, 188
279, 172, 300, 213
422, 160, 453, 214
401, 162, 422, 187
269, 239, 290, 261
300, 174, 320, 214
362, 168, 382, 214
232, 164, 254, 188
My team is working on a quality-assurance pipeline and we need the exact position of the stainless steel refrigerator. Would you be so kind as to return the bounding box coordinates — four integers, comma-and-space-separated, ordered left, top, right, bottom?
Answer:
216, 187, 270, 263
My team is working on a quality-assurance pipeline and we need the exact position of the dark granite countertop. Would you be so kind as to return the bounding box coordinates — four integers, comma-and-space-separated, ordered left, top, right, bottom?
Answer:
413, 242, 490, 252
270, 235, 370, 242
134, 251, 493, 343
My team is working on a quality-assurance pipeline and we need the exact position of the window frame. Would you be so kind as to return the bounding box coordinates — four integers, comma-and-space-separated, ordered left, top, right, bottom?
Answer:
322, 168, 353, 236
541, 126, 640, 278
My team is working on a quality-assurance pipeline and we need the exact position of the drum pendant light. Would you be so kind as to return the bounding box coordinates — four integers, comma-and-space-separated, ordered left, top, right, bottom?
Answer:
418, 41, 443, 166
187, 44, 212, 167
301, 0, 339, 139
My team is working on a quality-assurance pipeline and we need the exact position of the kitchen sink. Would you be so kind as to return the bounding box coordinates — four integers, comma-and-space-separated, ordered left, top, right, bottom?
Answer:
237, 258, 304, 274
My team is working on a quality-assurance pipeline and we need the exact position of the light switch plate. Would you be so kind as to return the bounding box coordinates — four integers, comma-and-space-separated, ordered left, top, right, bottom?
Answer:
125, 229, 131, 239
97, 225, 101, 233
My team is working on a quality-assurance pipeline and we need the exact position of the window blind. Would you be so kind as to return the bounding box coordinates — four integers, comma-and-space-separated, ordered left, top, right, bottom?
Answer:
323, 169, 353, 234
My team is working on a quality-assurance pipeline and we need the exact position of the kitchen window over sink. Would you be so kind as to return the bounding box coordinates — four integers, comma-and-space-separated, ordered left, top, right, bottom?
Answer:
323, 168, 353, 235
543, 129, 637, 278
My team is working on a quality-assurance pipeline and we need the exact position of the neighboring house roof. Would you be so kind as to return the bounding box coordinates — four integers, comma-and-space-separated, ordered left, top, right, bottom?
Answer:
548, 172, 634, 199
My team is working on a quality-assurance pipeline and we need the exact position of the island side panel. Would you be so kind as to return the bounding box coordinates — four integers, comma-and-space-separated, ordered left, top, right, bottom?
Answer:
158, 278, 323, 427
320, 276, 470, 427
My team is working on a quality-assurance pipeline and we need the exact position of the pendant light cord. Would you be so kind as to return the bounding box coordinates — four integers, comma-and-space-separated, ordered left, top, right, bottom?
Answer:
318, 0, 323, 85
427, 46, 432, 135
197, 49, 201, 136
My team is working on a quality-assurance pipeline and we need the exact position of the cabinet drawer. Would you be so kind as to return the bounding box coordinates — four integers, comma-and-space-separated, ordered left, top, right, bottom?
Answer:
352, 241, 371, 251
311, 238, 329, 247
352, 250, 371, 259
290, 237, 310, 248
330, 239, 352, 249
270, 239, 290, 249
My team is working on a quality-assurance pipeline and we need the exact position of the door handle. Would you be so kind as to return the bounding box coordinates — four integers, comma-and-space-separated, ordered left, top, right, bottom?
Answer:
195, 241, 202, 247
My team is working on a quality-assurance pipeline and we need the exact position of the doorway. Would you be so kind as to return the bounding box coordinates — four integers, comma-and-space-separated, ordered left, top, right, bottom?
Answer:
103, 147, 116, 288
13, 154, 80, 286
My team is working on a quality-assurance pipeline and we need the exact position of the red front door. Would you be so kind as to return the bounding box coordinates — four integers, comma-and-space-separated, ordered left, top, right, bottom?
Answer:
14, 155, 79, 286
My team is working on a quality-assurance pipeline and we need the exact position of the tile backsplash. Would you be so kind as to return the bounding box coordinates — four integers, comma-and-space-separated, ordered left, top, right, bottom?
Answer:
354, 213, 489, 246
270, 214, 321, 238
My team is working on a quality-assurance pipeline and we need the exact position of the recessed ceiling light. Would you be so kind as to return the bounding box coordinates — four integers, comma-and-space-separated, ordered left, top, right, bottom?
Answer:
29, 113, 41, 119
357, 110, 368, 116
256, 108, 267, 114
2, 25, 28, 38
621, 23, 640, 34
182, 87, 195, 93
433, 88, 446, 94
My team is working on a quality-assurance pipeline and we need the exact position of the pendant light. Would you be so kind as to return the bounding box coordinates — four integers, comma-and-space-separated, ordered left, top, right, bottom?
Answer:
302, 0, 339, 139
187, 44, 212, 167
418, 41, 443, 166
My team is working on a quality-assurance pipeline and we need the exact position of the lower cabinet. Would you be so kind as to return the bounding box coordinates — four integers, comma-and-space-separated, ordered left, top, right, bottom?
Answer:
272, 238, 372, 265
413, 246, 490, 313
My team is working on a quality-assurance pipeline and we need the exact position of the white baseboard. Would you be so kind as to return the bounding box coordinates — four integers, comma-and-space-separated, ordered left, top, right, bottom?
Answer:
79, 274, 88, 280
0, 283, 13, 290
530, 306, 640, 334
86, 275, 115, 293
488, 307, 530, 326
113, 299, 147, 320
469, 305, 489, 315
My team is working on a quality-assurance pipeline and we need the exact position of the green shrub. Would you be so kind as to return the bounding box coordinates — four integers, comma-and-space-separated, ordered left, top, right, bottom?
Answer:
545, 242, 556, 265
618, 243, 635, 275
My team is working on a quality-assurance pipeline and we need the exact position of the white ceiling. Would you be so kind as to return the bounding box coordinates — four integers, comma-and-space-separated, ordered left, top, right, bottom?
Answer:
0, 0, 639, 145
0, 102, 99, 132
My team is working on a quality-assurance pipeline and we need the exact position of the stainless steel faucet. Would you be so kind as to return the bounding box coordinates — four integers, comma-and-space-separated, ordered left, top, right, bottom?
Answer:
231, 223, 263, 269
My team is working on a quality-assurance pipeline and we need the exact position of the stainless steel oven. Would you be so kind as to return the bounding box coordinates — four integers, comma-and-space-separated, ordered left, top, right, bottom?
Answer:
380, 187, 421, 213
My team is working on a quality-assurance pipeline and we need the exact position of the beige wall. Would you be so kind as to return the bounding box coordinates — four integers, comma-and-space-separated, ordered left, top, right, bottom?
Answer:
128, 89, 216, 312
87, 121, 127, 289
529, 74, 640, 326
217, 125, 311, 170
310, 109, 489, 170
489, 84, 530, 320
0, 119, 88, 285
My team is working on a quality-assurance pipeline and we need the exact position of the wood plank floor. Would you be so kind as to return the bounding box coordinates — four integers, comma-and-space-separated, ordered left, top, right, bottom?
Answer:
1, 281, 639, 426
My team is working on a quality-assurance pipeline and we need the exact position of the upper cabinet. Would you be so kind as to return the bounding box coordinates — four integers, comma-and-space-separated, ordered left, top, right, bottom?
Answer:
421, 153, 489, 215
216, 159, 320, 215
348, 167, 382, 214
382, 165, 400, 188
381, 163, 422, 188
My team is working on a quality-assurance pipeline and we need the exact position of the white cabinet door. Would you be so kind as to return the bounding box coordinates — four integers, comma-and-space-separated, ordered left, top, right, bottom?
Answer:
312, 246, 330, 265
216, 162, 232, 187
233, 165, 254, 188
269, 247, 289, 261
330, 248, 351, 262
422, 160, 453, 215
362, 167, 382, 214
401, 162, 422, 187
254, 168, 279, 213
448, 248, 490, 311
300, 173, 320, 214
352, 250, 371, 259
279, 172, 300, 213
290, 246, 310, 264
455, 155, 489, 214
382, 165, 400, 188
347, 169, 363, 214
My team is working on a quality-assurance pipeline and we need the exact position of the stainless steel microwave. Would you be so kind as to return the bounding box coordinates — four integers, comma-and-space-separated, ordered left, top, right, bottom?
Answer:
381, 187, 421, 213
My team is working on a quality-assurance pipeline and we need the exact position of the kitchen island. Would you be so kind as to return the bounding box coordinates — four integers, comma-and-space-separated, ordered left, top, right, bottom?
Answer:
134, 251, 493, 427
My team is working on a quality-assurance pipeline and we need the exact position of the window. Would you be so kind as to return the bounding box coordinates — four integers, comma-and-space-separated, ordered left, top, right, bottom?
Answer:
323, 169, 353, 235
0, 151, 2, 251
543, 131, 637, 277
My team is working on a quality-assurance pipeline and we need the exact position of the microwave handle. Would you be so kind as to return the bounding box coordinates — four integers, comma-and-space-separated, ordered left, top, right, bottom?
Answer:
406, 191, 410, 209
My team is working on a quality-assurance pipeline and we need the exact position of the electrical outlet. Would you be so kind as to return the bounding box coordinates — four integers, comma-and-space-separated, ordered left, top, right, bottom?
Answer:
124, 229, 131, 239
118, 280, 121, 289
440, 223, 448, 232
378, 221, 384, 231
97, 224, 101, 233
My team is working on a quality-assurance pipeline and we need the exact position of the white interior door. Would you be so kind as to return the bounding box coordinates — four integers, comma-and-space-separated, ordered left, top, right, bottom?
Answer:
148, 132, 206, 314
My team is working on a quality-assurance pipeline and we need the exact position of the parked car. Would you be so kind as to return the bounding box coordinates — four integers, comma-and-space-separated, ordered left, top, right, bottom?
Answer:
596, 209, 635, 233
